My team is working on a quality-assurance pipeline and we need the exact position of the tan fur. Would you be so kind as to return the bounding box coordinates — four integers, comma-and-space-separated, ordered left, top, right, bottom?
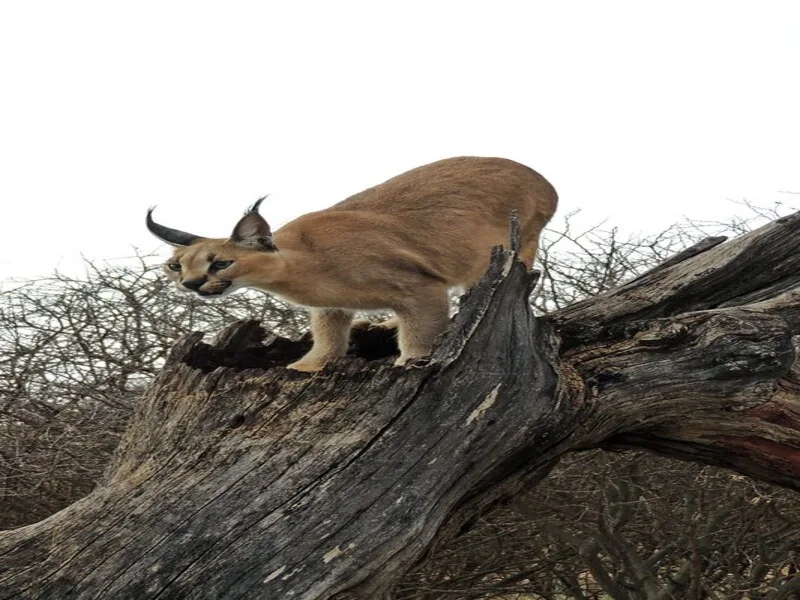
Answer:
155, 157, 558, 371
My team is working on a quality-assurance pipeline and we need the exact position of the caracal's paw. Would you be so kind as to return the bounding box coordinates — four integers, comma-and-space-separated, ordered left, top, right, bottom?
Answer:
287, 359, 327, 372
393, 353, 428, 368
393, 355, 410, 367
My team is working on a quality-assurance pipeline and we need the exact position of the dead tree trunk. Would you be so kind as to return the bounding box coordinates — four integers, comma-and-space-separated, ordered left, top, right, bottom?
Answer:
1, 212, 799, 599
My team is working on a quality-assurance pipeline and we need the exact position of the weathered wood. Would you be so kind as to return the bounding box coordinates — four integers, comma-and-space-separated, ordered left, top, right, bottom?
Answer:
1, 211, 800, 599
624, 234, 728, 284
0, 248, 572, 599
548, 210, 800, 489
553, 211, 800, 348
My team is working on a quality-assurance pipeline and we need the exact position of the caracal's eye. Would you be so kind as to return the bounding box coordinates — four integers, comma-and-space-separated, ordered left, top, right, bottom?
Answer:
167, 262, 182, 272
211, 260, 234, 271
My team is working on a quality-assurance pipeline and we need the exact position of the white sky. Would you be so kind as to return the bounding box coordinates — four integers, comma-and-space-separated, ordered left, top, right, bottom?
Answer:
1, 1, 799, 280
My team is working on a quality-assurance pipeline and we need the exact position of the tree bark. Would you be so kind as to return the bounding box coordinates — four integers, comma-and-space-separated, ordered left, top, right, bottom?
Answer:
1, 212, 799, 599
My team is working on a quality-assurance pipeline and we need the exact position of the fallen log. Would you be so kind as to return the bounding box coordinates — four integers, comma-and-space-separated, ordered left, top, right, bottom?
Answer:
1, 211, 799, 599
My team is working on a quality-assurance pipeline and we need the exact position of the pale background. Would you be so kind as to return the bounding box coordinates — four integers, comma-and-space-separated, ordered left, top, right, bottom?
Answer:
1, 0, 799, 281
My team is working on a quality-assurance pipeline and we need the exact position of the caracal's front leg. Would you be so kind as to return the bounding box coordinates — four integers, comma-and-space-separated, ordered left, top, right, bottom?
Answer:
288, 308, 354, 372
394, 287, 450, 367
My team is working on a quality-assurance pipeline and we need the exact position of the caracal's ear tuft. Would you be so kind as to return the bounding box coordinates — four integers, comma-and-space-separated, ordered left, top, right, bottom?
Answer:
246, 195, 268, 215
231, 196, 277, 251
146, 207, 201, 246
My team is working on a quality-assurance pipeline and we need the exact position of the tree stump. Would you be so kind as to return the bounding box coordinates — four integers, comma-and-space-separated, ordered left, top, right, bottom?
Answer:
1, 212, 799, 599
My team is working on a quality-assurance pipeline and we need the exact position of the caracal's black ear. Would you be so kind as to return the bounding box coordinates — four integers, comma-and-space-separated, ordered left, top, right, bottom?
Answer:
146, 207, 201, 246
231, 196, 277, 251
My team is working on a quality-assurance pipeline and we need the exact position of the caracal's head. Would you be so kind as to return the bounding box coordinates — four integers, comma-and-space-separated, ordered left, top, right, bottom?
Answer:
146, 198, 282, 298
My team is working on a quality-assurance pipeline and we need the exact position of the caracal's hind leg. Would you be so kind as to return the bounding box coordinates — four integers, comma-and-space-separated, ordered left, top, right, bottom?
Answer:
393, 286, 450, 367
288, 308, 354, 372
519, 232, 542, 270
